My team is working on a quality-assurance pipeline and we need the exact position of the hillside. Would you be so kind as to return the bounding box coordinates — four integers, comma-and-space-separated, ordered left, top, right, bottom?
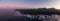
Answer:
15, 8, 60, 15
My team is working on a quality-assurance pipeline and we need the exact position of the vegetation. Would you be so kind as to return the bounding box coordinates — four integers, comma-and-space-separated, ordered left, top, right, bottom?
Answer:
15, 8, 60, 15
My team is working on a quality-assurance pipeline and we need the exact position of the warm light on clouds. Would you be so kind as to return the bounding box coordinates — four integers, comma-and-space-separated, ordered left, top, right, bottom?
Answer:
0, 0, 60, 9
52, 0, 60, 9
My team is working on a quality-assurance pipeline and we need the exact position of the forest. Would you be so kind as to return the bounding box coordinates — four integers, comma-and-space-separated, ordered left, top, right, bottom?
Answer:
15, 8, 60, 15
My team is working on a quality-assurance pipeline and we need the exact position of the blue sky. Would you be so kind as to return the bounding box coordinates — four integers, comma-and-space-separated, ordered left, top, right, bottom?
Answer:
0, 0, 60, 9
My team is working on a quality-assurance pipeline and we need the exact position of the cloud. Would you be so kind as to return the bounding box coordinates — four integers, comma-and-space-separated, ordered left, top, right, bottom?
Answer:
0, 0, 60, 9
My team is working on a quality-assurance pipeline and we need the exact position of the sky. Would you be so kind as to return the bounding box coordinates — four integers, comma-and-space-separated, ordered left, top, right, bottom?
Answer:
0, 0, 60, 9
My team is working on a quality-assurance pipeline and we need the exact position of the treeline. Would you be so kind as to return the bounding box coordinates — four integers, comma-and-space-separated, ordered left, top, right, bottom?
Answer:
15, 8, 60, 15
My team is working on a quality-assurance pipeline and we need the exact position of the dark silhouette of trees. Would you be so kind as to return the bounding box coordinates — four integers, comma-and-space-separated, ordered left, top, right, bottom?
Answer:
15, 8, 60, 15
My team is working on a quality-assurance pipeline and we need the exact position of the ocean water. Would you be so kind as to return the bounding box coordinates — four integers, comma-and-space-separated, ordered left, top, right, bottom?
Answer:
0, 9, 59, 21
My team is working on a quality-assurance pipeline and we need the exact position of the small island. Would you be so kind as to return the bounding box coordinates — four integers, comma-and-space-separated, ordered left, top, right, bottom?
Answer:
15, 8, 60, 15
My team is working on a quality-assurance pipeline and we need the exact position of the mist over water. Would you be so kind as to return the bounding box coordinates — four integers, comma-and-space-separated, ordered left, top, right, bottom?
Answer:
0, 9, 60, 21
0, 9, 28, 21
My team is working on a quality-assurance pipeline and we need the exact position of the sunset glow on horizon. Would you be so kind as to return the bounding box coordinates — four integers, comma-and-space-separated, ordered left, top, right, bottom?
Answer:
0, 0, 60, 9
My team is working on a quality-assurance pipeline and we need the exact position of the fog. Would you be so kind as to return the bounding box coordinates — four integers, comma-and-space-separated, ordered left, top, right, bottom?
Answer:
0, 9, 27, 21
0, 9, 60, 21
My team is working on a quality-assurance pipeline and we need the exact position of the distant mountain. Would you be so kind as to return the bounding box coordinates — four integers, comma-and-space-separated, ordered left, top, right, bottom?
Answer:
15, 8, 60, 15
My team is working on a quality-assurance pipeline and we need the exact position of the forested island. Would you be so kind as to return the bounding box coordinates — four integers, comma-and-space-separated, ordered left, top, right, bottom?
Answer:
15, 8, 60, 15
